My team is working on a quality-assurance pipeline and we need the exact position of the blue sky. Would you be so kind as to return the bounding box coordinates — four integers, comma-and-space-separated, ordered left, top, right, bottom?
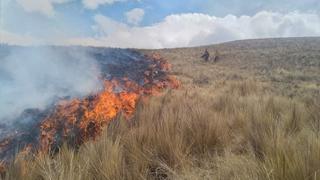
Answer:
1, 0, 320, 48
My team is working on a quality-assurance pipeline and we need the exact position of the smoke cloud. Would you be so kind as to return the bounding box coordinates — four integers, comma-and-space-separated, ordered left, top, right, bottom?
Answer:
0, 46, 102, 122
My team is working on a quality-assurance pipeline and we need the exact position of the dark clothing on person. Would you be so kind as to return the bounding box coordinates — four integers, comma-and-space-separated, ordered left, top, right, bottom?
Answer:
201, 49, 210, 61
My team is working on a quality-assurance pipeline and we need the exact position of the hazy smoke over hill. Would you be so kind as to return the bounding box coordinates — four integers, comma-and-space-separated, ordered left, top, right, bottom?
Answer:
0, 47, 102, 122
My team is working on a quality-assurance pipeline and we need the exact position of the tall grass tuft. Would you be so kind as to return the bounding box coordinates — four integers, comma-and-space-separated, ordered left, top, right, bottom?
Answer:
2, 80, 320, 180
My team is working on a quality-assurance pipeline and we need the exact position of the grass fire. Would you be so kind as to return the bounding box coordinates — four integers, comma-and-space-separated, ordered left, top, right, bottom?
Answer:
1, 34, 320, 180
2, 0, 320, 178
39, 53, 179, 153
0, 48, 179, 166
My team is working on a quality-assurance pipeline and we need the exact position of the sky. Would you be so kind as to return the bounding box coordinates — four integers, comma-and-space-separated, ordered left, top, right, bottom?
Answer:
0, 0, 320, 48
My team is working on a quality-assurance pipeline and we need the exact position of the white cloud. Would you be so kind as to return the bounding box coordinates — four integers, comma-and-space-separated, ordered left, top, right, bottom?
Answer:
16, 0, 70, 17
93, 14, 128, 35
82, 0, 139, 9
65, 11, 320, 48
2, 11, 320, 48
125, 8, 145, 26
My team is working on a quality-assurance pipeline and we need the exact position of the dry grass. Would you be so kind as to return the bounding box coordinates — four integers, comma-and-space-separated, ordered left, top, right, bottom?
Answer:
2, 38, 320, 179
2, 79, 320, 180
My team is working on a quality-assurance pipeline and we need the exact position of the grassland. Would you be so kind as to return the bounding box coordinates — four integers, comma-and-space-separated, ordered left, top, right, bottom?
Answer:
2, 37, 320, 180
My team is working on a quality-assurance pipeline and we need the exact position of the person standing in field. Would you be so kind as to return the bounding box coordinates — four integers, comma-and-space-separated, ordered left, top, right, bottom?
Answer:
201, 49, 210, 62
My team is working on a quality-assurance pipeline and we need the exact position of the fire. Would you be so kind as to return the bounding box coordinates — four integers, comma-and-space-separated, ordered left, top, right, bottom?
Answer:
39, 80, 138, 151
0, 53, 180, 166
38, 53, 180, 152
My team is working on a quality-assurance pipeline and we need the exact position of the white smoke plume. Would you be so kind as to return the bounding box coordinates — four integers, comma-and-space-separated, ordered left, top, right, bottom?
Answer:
0, 46, 102, 122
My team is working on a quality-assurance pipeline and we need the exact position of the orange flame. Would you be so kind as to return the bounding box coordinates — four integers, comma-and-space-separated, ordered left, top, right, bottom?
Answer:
38, 53, 179, 152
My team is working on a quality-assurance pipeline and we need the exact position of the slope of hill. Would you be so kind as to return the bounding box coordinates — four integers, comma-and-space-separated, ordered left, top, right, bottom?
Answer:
2, 37, 320, 180
146, 37, 320, 98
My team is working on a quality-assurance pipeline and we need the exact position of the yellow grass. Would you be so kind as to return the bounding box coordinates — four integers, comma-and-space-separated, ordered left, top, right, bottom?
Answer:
3, 79, 320, 180
2, 39, 320, 179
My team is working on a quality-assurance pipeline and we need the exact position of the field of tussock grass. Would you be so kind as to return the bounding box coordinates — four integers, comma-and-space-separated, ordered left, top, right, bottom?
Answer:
3, 80, 320, 180
2, 38, 320, 180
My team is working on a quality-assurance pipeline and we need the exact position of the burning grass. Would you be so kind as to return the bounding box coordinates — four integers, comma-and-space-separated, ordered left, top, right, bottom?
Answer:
2, 80, 320, 180
1, 38, 320, 179
0, 52, 179, 165
38, 53, 180, 153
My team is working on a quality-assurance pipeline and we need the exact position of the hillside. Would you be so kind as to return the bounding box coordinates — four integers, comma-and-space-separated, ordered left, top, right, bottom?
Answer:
145, 37, 320, 98
2, 37, 320, 180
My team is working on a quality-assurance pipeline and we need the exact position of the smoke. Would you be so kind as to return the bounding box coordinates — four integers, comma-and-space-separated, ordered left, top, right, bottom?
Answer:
0, 46, 102, 122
